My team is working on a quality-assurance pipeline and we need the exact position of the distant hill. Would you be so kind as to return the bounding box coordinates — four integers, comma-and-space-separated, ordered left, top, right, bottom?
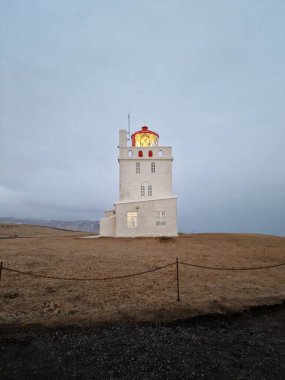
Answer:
0, 217, 100, 233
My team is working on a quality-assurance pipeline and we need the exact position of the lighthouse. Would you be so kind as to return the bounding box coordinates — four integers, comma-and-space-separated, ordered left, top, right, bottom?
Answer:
100, 125, 178, 237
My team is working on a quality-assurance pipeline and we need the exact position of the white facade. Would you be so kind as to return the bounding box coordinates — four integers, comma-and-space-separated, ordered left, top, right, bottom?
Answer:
100, 127, 178, 237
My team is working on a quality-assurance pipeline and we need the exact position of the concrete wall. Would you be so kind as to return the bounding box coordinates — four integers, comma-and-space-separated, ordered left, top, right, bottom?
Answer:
119, 129, 128, 147
119, 160, 173, 201
115, 197, 177, 237
119, 146, 173, 160
119, 147, 173, 202
100, 215, 116, 237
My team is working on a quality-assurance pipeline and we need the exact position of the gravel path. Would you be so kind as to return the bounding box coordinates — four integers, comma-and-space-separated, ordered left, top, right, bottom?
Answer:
0, 303, 284, 379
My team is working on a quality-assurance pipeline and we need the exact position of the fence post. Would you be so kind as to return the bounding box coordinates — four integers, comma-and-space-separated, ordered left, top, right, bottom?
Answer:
0, 261, 2, 282
176, 257, 180, 302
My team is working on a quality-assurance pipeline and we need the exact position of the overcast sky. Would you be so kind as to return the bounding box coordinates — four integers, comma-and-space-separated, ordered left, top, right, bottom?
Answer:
0, 0, 284, 235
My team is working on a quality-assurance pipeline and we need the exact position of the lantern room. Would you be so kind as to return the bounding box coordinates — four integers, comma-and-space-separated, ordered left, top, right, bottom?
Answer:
131, 126, 159, 147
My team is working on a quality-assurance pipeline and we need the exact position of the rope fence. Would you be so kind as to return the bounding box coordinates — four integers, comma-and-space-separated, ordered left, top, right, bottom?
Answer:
179, 260, 285, 271
0, 262, 176, 282
1, 258, 285, 302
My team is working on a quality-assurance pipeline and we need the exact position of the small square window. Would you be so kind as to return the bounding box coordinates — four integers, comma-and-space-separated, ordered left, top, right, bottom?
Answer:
156, 211, 166, 227
136, 162, 140, 173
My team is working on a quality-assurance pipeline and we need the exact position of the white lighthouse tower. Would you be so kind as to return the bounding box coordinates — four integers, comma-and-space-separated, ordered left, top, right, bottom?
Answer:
100, 125, 178, 237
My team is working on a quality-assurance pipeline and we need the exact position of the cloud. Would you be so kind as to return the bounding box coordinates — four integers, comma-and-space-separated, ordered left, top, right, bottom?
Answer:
0, 1, 285, 234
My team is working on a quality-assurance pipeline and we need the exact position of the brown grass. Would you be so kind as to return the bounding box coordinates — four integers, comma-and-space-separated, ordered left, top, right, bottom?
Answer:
0, 223, 86, 238
0, 224, 285, 326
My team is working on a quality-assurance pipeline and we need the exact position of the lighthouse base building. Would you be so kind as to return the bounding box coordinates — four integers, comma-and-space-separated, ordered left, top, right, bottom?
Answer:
100, 126, 178, 237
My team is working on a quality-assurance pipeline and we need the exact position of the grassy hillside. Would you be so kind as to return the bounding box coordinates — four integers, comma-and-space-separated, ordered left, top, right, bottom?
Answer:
0, 224, 87, 238
0, 224, 284, 326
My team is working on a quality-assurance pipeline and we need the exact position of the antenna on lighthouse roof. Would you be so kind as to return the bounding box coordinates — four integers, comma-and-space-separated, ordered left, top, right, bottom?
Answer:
127, 114, 131, 141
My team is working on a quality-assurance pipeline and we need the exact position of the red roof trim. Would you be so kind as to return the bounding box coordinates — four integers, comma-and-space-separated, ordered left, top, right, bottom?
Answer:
131, 125, 159, 139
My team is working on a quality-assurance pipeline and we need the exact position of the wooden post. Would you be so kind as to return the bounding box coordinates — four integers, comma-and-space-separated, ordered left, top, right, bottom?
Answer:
0, 261, 2, 282
176, 257, 180, 302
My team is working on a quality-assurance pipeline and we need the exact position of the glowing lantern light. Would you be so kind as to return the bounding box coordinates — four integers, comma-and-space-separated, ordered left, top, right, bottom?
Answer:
131, 126, 159, 147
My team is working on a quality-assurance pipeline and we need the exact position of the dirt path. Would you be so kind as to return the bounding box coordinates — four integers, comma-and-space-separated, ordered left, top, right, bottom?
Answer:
0, 303, 284, 379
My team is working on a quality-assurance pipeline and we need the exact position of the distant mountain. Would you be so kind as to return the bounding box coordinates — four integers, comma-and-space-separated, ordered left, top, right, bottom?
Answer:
0, 217, 100, 233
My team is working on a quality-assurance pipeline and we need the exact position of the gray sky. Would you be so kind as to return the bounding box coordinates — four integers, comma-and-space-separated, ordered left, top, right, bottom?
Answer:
1, 0, 285, 235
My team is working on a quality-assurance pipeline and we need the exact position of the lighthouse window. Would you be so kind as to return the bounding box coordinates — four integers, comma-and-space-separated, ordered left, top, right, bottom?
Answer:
151, 162, 155, 173
127, 212, 138, 228
136, 162, 140, 173
134, 131, 159, 147
148, 185, 152, 196
138, 150, 143, 157
141, 186, 145, 196
156, 211, 166, 226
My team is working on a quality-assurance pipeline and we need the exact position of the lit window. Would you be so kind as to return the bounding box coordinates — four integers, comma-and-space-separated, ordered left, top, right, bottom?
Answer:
156, 211, 166, 227
148, 185, 152, 196
127, 212, 138, 228
138, 150, 143, 157
141, 186, 145, 196
148, 150, 153, 157
151, 162, 155, 173
135, 133, 159, 147
136, 162, 140, 173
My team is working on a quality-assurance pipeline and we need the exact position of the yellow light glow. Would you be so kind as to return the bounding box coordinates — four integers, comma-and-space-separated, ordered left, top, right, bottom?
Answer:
127, 212, 138, 228
135, 133, 158, 147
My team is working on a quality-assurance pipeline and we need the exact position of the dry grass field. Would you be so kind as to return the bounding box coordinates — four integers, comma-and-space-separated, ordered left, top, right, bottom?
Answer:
0, 224, 284, 326
0, 224, 85, 238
